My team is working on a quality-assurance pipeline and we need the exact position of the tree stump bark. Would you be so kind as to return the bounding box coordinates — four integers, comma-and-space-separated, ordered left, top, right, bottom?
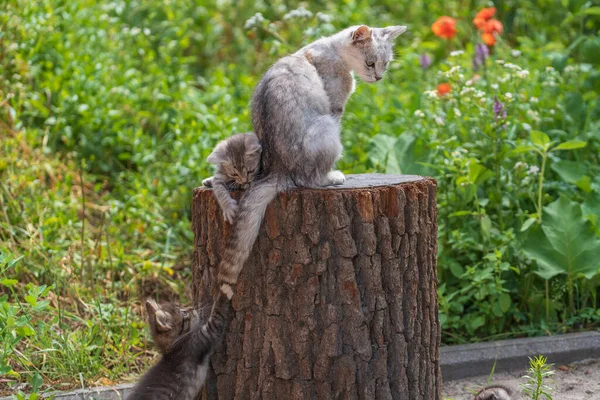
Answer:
192, 174, 441, 400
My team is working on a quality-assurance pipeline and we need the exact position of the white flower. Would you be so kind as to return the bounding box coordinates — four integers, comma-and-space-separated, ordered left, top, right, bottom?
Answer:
514, 161, 528, 169
283, 6, 312, 20
460, 87, 474, 96
499, 74, 511, 83
454, 107, 462, 117
414, 109, 425, 118
491, 83, 499, 90
522, 123, 532, 131
512, 49, 522, 57
504, 62, 521, 71
449, 50, 464, 57
424, 90, 438, 99
546, 66, 555, 72
496, 59, 505, 65
504, 92, 513, 100
130, 27, 141, 36
530, 97, 539, 103
527, 165, 540, 175
245, 12, 265, 29
474, 90, 486, 98
143, 28, 151, 36
465, 79, 473, 86
442, 66, 461, 78
517, 70, 530, 79
550, 109, 555, 115
564, 65, 575, 73
435, 116, 445, 126
452, 150, 461, 157
316, 12, 331, 23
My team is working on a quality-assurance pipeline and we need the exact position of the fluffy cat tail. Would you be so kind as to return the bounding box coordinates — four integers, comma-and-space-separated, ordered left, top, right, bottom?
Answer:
217, 175, 280, 285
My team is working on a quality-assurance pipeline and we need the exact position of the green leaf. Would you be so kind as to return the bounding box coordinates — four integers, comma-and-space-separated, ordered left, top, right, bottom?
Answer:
468, 316, 485, 331
499, 293, 511, 313
521, 218, 537, 232
30, 372, 43, 392
0, 365, 13, 376
552, 140, 587, 151
530, 130, 550, 149
467, 161, 493, 185
565, 92, 587, 125
1, 278, 18, 287
25, 295, 37, 307
524, 196, 600, 280
551, 159, 587, 183
511, 144, 537, 154
393, 134, 433, 176
367, 134, 401, 174
583, 7, 600, 16
481, 215, 492, 238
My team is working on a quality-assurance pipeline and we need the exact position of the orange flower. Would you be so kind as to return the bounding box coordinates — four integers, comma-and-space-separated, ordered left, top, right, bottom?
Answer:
475, 7, 496, 21
481, 32, 496, 46
437, 83, 451, 96
473, 17, 486, 30
432, 16, 457, 39
473, 7, 497, 30
483, 19, 503, 34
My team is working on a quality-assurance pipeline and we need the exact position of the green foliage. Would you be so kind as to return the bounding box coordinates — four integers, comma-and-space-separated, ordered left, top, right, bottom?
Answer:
521, 355, 555, 400
1, 0, 599, 394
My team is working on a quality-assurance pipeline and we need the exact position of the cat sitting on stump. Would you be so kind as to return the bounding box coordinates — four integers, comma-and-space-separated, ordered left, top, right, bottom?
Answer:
130, 24, 406, 399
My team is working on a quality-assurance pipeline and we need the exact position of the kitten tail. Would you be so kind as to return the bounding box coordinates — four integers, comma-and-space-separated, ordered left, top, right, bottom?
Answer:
217, 175, 279, 285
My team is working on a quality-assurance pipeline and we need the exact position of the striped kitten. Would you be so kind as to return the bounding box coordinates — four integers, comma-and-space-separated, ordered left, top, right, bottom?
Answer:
202, 133, 262, 223
128, 284, 234, 400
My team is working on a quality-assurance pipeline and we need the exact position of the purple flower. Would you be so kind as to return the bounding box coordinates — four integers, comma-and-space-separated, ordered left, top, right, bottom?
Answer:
419, 53, 432, 70
473, 43, 489, 71
493, 96, 507, 120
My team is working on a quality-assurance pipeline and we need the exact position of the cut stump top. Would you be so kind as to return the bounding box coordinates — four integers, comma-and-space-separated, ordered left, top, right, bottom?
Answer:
194, 173, 426, 193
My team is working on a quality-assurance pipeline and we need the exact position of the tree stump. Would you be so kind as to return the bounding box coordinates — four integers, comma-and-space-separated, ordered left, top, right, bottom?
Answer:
192, 174, 441, 400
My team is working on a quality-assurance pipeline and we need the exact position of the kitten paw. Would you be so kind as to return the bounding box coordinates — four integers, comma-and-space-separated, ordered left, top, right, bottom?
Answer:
222, 200, 239, 224
220, 284, 234, 300
202, 177, 214, 187
327, 170, 346, 186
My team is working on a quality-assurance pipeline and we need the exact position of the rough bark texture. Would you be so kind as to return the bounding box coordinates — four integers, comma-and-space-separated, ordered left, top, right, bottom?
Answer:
192, 174, 441, 400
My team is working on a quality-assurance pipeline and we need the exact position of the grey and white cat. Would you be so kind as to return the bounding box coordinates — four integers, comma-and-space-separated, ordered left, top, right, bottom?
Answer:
127, 284, 234, 400
474, 385, 512, 400
216, 25, 406, 285
202, 133, 262, 223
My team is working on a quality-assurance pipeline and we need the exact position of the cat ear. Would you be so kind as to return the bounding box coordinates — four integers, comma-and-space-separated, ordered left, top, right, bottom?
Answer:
207, 140, 228, 164
154, 310, 173, 332
352, 25, 372, 43
245, 143, 262, 158
145, 299, 172, 332
382, 26, 407, 42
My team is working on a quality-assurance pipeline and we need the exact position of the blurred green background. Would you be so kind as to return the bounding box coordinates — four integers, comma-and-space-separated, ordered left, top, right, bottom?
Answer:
0, 0, 599, 396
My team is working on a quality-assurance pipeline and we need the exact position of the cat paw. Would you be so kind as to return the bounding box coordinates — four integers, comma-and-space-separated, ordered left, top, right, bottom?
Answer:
222, 200, 239, 224
327, 170, 346, 186
202, 177, 214, 187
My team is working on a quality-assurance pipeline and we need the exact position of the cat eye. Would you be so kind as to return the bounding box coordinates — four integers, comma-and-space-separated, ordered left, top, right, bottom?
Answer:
366, 61, 375, 68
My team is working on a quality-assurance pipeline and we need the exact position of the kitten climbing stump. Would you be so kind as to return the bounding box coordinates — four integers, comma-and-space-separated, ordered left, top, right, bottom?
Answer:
192, 174, 441, 399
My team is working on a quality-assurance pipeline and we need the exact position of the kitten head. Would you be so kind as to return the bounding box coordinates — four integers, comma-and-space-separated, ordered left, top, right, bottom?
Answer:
342, 25, 407, 83
145, 299, 197, 354
207, 133, 262, 189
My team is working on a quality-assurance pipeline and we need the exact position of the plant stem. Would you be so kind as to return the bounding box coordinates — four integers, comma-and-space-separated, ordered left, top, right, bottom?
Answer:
545, 280, 550, 323
537, 153, 547, 223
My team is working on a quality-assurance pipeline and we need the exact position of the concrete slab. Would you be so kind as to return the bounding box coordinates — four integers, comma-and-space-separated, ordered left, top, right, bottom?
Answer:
441, 331, 600, 381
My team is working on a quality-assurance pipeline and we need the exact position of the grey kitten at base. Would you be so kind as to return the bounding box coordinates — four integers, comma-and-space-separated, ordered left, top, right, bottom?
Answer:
474, 385, 513, 400
127, 284, 234, 400
216, 25, 407, 285
202, 132, 262, 223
